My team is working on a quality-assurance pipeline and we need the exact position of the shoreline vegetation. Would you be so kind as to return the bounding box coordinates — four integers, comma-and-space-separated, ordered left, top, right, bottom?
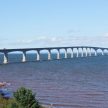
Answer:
0, 87, 52, 108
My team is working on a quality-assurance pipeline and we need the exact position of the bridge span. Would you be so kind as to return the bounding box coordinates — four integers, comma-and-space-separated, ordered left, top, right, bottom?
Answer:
0, 46, 108, 64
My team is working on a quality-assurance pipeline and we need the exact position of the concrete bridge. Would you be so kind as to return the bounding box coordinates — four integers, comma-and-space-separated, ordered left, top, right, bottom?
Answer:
0, 46, 108, 64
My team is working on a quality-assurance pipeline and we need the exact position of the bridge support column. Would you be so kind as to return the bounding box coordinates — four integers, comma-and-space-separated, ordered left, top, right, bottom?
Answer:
57, 49, 60, 59
37, 51, 40, 61
89, 48, 92, 56
71, 49, 73, 58
94, 50, 97, 56
81, 48, 84, 57
76, 48, 79, 57
102, 50, 104, 55
22, 51, 26, 62
3, 52, 8, 64
48, 50, 51, 60
64, 49, 67, 58
85, 48, 88, 57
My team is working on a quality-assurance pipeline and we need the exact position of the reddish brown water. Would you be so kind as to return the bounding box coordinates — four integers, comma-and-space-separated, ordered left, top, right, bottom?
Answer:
0, 56, 108, 108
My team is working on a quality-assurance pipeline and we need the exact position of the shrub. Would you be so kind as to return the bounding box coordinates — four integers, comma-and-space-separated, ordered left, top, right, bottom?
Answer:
0, 87, 44, 108
13, 87, 41, 108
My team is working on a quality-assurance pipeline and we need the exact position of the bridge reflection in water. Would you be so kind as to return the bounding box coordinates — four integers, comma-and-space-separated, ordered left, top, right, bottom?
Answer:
0, 46, 108, 64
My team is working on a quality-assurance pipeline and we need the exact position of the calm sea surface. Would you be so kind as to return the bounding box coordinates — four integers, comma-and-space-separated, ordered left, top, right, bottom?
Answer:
0, 54, 108, 108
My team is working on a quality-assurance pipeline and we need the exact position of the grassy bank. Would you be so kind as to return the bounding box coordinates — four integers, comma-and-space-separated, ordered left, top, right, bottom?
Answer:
0, 87, 49, 108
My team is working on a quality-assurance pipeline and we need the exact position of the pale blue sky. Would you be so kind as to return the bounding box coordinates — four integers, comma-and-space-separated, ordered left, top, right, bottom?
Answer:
0, 0, 108, 48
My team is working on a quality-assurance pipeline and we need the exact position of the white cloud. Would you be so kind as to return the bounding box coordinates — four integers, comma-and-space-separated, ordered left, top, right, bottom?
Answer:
103, 32, 108, 38
1, 34, 108, 48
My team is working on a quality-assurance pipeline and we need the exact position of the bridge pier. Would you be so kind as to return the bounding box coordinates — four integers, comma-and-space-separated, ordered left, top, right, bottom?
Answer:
76, 48, 79, 57
81, 48, 83, 57
85, 48, 88, 57
37, 51, 40, 61
94, 50, 97, 56
22, 51, 26, 62
57, 49, 60, 59
48, 50, 51, 60
90, 48, 92, 56
82, 48, 85, 57
3, 52, 8, 64
101, 50, 104, 55
64, 49, 67, 58
71, 48, 73, 58
89, 48, 92, 56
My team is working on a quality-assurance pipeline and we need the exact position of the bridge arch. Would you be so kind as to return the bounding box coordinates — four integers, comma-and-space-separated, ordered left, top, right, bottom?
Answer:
86, 48, 92, 56
92, 48, 97, 56
0, 52, 4, 64
38, 49, 50, 60
26, 50, 37, 61
7, 51, 23, 63
90, 48, 95, 56
67, 48, 73, 58
77, 47, 84, 57
50, 49, 60, 59
72, 48, 79, 57
59, 48, 67, 59
96, 48, 104, 56
82, 48, 87, 57
103, 49, 108, 55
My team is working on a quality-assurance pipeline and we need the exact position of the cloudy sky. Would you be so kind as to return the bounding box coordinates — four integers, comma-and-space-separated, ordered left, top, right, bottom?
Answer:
0, 0, 108, 48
